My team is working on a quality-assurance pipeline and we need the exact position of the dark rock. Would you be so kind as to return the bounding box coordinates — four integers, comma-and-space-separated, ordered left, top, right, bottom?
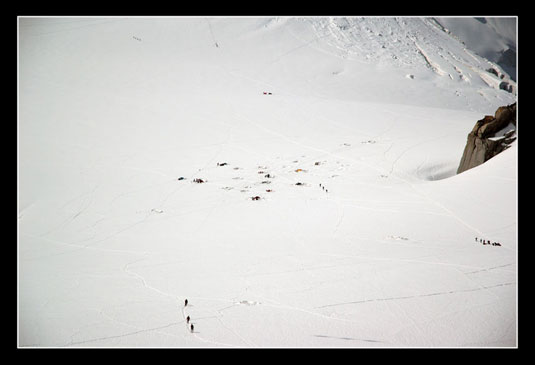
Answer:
495, 105, 515, 126
457, 103, 516, 174
486, 68, 499, 77
499, 81, 513, 93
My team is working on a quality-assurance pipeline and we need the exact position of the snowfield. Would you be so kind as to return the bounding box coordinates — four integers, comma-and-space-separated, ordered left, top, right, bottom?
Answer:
18, 17, 517, 347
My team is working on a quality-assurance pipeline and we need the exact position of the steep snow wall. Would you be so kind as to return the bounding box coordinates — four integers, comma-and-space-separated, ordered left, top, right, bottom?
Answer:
433, 17, 517, 81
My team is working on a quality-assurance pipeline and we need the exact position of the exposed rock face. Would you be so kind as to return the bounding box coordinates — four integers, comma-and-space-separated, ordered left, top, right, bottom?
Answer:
457, 103, 516, 174
499, 81, 514, 93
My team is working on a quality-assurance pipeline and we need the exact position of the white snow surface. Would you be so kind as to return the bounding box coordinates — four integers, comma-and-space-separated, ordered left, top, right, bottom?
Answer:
18, 17, 517, 348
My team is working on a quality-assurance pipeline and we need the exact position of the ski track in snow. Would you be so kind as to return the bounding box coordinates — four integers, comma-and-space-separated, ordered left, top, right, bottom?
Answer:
316, 251, 515, 275
64, 320, 183, 347
315, 282, 515, 309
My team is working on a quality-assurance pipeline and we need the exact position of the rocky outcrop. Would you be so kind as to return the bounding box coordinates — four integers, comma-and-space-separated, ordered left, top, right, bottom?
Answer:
457, 103, 516, 174
499, 81, 514, 93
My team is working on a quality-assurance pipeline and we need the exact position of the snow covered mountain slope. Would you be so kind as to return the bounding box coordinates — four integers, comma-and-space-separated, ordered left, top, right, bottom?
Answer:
434, 17, 517, 81
18, 17, 517, 347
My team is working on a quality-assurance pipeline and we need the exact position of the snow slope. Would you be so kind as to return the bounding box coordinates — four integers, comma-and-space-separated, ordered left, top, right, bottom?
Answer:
18, 17, 517, 347
434, 17, 517, 81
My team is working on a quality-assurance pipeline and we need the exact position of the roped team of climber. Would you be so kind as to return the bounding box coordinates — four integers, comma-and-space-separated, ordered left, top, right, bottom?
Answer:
475, 237, 502, 246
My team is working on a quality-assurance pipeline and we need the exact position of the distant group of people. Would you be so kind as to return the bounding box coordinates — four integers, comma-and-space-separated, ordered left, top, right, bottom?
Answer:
184, 299, 194, 333
319, 183, 328, 193
475, 237, 502, 246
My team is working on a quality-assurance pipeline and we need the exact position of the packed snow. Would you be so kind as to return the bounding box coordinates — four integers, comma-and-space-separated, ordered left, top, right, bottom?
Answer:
18, 16, 517, 348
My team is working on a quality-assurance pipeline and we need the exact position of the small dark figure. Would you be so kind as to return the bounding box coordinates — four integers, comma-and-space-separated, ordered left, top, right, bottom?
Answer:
479, 238, 482, 243
186, 316, 190, 324
265, 174, 271, 178
475, 237, 478, 242
217, 162, 228, 166
190, 324, 194, 332
496, 242, 502, 246
185, 299, 188, 307
319, 183, 322, 187
296, 182, 303, 186
322, 186, 325, 190
251, 196, 261, 201
178, 177, 185, 181
326, 189, 328, 193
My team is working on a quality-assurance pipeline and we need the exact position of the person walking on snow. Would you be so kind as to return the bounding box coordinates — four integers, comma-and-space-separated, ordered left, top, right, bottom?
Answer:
185, 299, 188, 307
